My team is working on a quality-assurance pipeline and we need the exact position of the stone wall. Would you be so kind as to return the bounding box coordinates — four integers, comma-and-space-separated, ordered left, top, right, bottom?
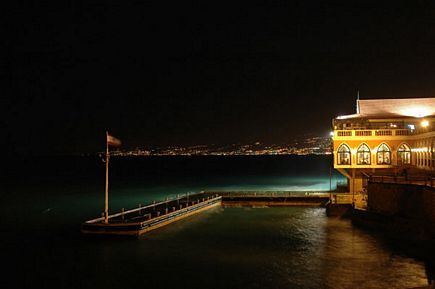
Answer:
422, 187, 435, 237
367, 182, 435, 237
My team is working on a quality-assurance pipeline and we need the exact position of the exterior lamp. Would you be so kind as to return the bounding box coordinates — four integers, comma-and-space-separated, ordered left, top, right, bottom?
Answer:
421, 120, 429, 128
329, 131, 334, 137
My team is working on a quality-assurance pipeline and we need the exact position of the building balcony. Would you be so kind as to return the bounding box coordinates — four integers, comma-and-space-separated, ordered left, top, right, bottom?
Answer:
334, 129, 412, 139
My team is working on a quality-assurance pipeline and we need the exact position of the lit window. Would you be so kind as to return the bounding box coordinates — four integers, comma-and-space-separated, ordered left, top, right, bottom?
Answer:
337, 144, 351, 165
398, 144, 411, 165
377, 143, 391, 165
357, 144, 371, 165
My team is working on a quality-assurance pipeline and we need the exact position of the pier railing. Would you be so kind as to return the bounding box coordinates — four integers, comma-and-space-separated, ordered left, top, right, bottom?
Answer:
85, 190, 341, 225
212, 191, 330, 198
85, 191, 212, 224
86, 191, 330, 224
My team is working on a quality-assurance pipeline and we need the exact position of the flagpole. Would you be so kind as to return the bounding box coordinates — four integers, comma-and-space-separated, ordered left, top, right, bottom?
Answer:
329, 166, 332, 202
105, 131, 110, 223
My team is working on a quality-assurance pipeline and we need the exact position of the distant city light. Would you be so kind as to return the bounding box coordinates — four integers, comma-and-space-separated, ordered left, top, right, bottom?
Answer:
421, 120, 429, 127
107, 137, 333, 157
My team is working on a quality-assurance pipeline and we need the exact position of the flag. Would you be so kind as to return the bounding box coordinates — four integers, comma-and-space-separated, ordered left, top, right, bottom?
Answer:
107, 133, 122, 147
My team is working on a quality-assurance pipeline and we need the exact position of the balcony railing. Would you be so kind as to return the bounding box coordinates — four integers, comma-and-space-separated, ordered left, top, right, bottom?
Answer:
337, 131, 352, 137
335, 129, 411, 138
355, 130, 372, 136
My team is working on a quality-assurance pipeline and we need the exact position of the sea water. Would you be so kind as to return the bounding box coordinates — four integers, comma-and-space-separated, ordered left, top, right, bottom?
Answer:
1, 155, 430, 288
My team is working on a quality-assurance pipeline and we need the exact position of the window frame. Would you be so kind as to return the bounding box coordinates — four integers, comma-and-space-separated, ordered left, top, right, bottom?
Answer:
357, 143, 371, 165
376, 143, 391, 165
337, 144, 351, 165
397, 143, 411, 165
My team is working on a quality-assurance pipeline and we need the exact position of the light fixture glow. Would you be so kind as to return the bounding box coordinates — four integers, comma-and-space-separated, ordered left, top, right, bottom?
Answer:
411, 147, 429, 152
421, 120, 429, 127
399, 106, 432, 118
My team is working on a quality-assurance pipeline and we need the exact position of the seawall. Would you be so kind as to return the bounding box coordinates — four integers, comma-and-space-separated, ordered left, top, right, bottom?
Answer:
352, 182, 435, 246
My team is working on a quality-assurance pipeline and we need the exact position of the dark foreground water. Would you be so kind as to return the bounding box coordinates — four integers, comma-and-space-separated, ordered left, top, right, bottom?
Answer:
1, 155, 431, 288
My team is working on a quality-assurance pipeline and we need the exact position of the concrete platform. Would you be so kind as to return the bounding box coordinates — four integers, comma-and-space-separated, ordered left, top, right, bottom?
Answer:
81, 191, 339, 237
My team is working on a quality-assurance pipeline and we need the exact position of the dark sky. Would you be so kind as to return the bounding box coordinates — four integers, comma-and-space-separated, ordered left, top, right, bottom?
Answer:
4, 1, 435, 154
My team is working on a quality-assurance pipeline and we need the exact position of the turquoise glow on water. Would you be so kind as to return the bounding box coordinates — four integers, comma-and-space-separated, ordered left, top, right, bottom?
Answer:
106, 175, 344, 212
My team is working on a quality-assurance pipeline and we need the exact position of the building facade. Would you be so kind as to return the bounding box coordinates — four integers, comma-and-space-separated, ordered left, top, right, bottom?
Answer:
332, 97, 435, 193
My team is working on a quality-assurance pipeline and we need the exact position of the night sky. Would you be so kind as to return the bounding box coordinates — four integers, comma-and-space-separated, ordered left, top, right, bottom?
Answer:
4, 1, 435, 154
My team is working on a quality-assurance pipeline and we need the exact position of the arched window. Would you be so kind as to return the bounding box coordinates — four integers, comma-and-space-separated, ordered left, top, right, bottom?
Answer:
377, 143, 391, 165
337, 144, 351, 165
398, 144, 411, 165
357, 144, 371, 165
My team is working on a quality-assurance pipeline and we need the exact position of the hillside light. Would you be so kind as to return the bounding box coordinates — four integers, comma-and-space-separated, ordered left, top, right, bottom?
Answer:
421, 120, 429, 128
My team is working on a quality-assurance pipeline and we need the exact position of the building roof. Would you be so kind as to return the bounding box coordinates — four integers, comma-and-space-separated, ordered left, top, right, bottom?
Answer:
336, 97, 435, 119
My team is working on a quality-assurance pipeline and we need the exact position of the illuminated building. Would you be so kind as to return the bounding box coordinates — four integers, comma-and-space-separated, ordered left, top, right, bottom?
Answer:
332, 97, 435, 193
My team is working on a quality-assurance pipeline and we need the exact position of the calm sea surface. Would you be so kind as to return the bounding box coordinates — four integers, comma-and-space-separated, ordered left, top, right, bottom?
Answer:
1, 155, 430, 288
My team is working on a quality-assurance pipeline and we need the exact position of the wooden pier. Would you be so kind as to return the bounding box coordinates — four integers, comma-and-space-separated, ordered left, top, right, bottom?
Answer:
81, 191, 334, 236
81, 192, 221, 236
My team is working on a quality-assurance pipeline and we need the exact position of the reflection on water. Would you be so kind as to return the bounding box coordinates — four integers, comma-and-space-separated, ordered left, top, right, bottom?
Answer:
130, 207, 426, 289
323, 218, 427, 289
6, 206, 429, 289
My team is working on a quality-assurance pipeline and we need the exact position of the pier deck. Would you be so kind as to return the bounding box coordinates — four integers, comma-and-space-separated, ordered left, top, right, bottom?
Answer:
81, 191, 335, 236
218, 191, 330, 206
